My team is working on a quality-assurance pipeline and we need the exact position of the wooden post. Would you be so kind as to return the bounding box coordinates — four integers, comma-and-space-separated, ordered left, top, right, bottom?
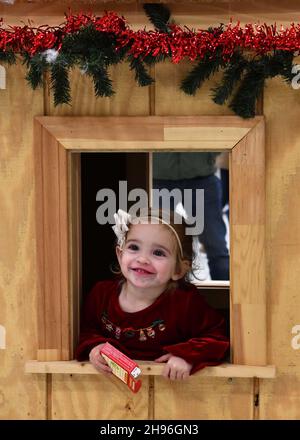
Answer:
230, 118, 266, 365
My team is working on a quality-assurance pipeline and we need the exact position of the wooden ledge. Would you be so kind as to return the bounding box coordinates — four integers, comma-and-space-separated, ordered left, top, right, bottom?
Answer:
25, 361, 276, 379
192, 280, 230, 289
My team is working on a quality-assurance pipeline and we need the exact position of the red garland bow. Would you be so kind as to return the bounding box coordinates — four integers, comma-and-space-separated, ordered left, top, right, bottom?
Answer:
1, 12, 300, 60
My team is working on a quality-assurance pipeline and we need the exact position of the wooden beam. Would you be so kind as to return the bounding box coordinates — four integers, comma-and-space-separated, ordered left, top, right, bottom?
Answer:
230, 118, 266, 365
35, 125, 71, 361
25, 360, 276, 379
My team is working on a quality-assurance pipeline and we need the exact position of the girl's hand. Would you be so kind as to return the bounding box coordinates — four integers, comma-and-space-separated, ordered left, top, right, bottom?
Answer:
89, 344, 113, 374
155, 353, 192, 380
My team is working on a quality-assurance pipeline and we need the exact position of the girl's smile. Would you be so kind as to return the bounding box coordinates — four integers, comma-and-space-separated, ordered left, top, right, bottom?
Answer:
130, 267, 155, 275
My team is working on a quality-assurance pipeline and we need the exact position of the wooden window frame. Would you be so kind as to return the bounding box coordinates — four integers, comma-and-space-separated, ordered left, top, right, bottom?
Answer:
29, 115, 272, 377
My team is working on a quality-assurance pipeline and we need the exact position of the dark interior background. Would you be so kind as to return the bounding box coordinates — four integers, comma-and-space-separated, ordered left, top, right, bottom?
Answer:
81, 152, 149, 296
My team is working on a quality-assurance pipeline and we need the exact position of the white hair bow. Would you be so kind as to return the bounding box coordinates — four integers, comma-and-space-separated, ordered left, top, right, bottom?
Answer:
175, 202, 188, 221
112, 209, 132, 247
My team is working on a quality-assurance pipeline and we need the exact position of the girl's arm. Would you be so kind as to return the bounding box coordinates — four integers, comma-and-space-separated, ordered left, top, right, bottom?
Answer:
162, 290, 230, 374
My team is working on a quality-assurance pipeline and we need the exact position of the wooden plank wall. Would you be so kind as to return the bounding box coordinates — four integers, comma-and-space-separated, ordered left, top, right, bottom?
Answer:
0, 64, 45, 418
261, 77, 300, 419
1, 0, 300, 419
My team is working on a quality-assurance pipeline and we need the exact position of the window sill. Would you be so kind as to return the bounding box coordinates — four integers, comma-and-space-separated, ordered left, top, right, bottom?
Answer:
192, 280, 230, 289
25, 360, 276, 378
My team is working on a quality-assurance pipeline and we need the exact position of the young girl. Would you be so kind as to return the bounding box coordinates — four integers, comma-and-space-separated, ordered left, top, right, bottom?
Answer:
75, 208, 229, 380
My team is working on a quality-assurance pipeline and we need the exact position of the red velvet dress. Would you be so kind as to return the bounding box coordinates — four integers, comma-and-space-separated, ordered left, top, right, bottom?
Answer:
75, 279, 229, 374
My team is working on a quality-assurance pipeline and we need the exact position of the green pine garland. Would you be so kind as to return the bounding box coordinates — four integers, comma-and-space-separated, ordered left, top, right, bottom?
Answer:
1, 4, 298, 118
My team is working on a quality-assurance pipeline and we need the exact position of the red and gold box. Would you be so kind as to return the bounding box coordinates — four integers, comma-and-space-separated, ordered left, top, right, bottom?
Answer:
100, 342, 142, 393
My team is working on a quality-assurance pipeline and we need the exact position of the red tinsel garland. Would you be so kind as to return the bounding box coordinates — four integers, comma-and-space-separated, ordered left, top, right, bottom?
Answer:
1, 11, 300, 61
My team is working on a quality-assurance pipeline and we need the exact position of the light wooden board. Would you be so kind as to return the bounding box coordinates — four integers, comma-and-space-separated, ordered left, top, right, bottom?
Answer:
35, 128, 70, 361
25, 360, 276, 378
0, 64, 46, 419
37, 115, 257, 142
154, 377, 254, 420
262, 75, 300, 417
267, 304, 300, 369
48, 65, 149, 117
59, 140, 236, 151
154, 62, 234, 117
51, 374, 150, 420
260, 373, 300, 420
1, 1, 299, 28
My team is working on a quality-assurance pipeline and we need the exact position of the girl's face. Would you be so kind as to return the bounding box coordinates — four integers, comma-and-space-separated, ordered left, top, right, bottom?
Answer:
116, 223, 184, 292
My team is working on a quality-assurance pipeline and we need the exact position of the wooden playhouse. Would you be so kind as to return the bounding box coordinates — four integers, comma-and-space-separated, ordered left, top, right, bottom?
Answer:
1, 0, 300, 420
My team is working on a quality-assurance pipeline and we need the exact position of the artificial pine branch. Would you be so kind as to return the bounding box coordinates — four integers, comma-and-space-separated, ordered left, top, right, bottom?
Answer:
181, 54, 224, 95
50, 55, 71, 106
25, 54, 48, 89
129, 56, 154, 86
0, 50, 16, 64
21, 51, 32, 67
59, 24, 125, 99
267, 50, 295, 82
143, 3, 171, 33
212, 53, 248, 105
86, 63, 114, 97
229, 63, 265, 118
61, 24, 126, 68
